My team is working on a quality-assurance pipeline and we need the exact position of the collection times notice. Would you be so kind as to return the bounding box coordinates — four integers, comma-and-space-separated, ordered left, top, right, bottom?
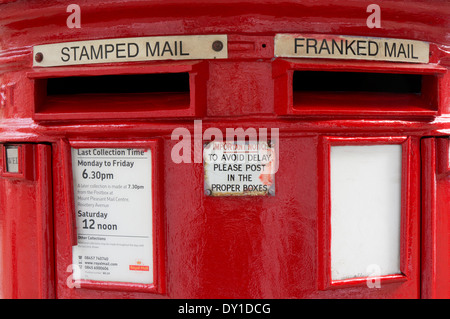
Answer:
71, 147, 153, 284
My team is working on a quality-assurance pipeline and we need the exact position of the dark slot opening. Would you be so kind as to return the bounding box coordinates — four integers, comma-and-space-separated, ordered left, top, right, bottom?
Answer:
46, 72, 190, 95
293, 71, 422, 94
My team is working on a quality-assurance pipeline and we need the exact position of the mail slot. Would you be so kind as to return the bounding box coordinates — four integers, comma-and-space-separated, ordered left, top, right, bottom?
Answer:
30, 63, 208, 121
0, 0, 449, 300
273, 58, 445, 117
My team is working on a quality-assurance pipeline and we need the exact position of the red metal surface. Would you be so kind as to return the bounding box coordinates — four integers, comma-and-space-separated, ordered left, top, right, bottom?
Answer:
421, 138, 450, 299
0, 144, 54, 298
0, 0, 448, 299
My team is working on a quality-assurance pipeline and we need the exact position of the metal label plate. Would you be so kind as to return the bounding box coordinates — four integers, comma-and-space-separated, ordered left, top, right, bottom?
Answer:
33, 34, 228, 67
275, 34, 429, 63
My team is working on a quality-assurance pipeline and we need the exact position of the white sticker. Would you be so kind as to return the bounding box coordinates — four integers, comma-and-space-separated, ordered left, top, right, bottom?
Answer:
5, 146, 19, 173
330, 145, 402, 280
71, 147, 153, 284
203, 141, 276, 196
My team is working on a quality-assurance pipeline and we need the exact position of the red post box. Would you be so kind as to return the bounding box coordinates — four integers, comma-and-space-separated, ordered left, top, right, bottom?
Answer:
0, 0, 448, 299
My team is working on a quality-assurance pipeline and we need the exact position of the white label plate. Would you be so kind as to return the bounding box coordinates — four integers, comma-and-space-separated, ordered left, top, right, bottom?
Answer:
71, 147, 153, 284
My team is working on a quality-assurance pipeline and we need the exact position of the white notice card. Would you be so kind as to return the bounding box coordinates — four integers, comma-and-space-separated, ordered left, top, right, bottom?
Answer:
71, 147, 153, 284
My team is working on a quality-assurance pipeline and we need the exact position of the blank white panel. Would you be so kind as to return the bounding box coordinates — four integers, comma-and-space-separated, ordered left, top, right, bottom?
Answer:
330, 144, 402, 280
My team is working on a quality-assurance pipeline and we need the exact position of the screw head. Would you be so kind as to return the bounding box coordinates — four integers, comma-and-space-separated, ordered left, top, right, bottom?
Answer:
212, 40, 223, 52
35, 52, 43, 63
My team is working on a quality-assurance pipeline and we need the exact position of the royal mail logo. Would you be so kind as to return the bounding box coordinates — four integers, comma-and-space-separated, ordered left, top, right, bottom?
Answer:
129, 260, 149, 271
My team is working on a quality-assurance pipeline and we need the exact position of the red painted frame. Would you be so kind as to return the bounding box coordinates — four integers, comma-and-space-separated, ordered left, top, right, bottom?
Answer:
421, 137, 450, 299
318, 136, 416, 290
436, 137, 450, 175
62, 138, 165, 294
0, 143, 35, 180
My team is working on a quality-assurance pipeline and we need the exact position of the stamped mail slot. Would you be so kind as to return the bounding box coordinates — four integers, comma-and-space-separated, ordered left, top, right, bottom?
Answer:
30, 62, 207, 121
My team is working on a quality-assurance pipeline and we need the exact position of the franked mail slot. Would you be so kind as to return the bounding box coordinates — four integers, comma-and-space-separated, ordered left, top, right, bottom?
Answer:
30, 62, 206, 121
273, 59, 445, 118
